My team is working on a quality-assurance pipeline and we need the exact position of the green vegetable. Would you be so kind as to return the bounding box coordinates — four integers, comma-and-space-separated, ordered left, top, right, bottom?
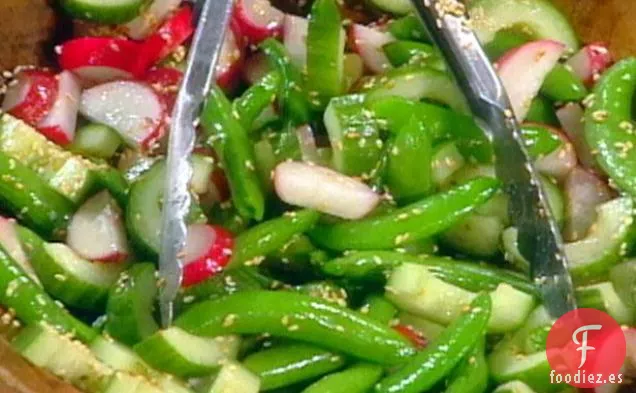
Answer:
71, 123, 122, 159
302, 363, 384, 393
233, 72, 281, 133
375, 293, 491, 393
60, 0, 145, 24
444, 341, 488, 393
388, 15, 431, 42
201, 86, 266, 221
174, 291, 415, 365
383, 41, 444, 70
360, 295, 398, 325
310, 177, 500, 251
526, 96, 559, 126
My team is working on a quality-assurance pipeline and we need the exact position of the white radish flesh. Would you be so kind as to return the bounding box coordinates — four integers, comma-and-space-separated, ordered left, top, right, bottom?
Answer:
216, 27, 243, 90
295, 124, 321, 164
80, 81, 164, 149
125, 0, 182, 39
563, 167, 613, 242
37, 71, 82, 145
67, 191, 129, 263
556, 102, 599, 171
233, 0, 284, 44
566, 43, 612, 85
350, 24, 394, 74
0, 217, 38, 283
283, 14, 309, 70
274, 161, 380, 220
496, 40, 565, 121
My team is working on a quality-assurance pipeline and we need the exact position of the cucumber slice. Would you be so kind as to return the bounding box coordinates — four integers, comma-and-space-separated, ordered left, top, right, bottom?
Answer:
431, 142, 465, 187
359, 67, 467, 113
90, 336, 152, 377
157, 375, 194, 393
105, 263, 159, 347
134, 327, 240, 378
190, 154, 215, 195
440, 214, 505, 258
13, 323, 112, 391
206, 362, 260, 393
101, 372, 143, 393
368, 0, 412, 15
60, 0, 146, 24
0, 114, 104, 203
566, 197, 634, 283
72, 123, 123, 160
502, 227, 529, 272
468, 0, 579, 51
494, 381, 538, 393
385, 263, 534, 332
540, 175, 564, 226
18, 227, 124, 310
324, 94, 383, 177
576, 282, 634, 325
609, 259, 636, 307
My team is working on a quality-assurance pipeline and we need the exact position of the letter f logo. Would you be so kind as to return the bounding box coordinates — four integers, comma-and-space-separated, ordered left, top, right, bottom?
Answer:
572, 324, 602, 368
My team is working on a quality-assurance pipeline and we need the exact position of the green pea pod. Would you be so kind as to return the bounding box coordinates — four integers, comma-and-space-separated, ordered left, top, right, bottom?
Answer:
368, 96, 493, 163
374, 293, 492, 393
388, 15, 431, 43
309, 177, 500, 251
444, 341, 488, 393
301, 363, 384, 393
174, 291, 415, 365
584, 58, 636, 197
324, 94, 384, 177
526, 96, 559, 126
385, 116, 434, 201
483, 30, 528, 60
521, 123, 564, 159
383, 41, 444, 70
201, 86, 266, 220
243, 343, 346, 390
233, 72, 281, 132
360, 295, 398, 325
306, 0, 345, 108
229, 210, 321, 268
261, 39, 312, 126
0, 245, 97, 343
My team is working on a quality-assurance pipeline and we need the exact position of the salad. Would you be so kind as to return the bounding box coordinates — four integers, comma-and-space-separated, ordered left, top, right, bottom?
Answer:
0, 0, 635, 392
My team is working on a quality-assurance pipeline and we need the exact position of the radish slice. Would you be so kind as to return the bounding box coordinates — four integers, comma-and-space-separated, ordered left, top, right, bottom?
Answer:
233, 0, 284, 44
556, 103, 599, 171
216, 27, 244, 91
566, 43, 612, 86
242, 52, 271, 85
349, 24, 395, 74
182, 224, 234, 287
563, 167, 613, 242
137, 5, 194, 70
125, 0, 182, 40
58, 37, 143, 84
0, 216, 38, 283
37, 71, 82, 145
295, 125, 321, 164
143, 67, 183, 111
534, 128, 576, 180
496, 40, 566, 121
67, 191, 129, 263
80, 81, 164, 150
2, 70, 58, 126
274, 161, 380, 220
283, 14, 309, 70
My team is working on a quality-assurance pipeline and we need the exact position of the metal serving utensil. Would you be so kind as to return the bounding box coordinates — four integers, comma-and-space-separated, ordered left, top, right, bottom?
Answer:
158, 0, 233, 327
409, 0, 576, 317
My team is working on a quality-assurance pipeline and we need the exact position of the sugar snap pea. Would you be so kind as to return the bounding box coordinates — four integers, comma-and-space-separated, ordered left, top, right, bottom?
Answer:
301, 363, 384, 393
233, 72, 280, 133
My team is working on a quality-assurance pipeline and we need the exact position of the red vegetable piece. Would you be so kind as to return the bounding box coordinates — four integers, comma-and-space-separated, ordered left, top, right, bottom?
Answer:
37, 71, 82, 145
2, 70, 58, 126
216, 26, 244, 91
393, 324, 428, 350
566, 42, 613, 86
58, 37, 143, 83
182, 224, 234, 287
232, 0, 284, 45
143, 67, 183, 112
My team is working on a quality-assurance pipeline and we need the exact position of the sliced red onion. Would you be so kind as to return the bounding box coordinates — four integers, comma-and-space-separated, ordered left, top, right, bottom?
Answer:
556, 102, 599, 172
349, 24, 394, 74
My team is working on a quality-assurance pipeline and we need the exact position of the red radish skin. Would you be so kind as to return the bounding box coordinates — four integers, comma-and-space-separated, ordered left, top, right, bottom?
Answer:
137, 5, 194, 71
125, 0, 182, 40
283, 14, 308, 70
393, 324, 427, 350
37, 71, 82, 145
216, 27, 244, 91
79, 81, 165, 150
274, 161, 380, 220
66, 191, 130, 263
566, 43, 613, 86
556, 103, 600, 172
143, 67, 183, 112
58, 37, 143, 84
349, 24, 394, 74
496, 40, 566, 121
532, 125, 577, 180
242, 52, 271, 85
182, 224, 234, 287
2, 70, 58, 126
233, 0, 284, 45
563, 167, 614, 242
